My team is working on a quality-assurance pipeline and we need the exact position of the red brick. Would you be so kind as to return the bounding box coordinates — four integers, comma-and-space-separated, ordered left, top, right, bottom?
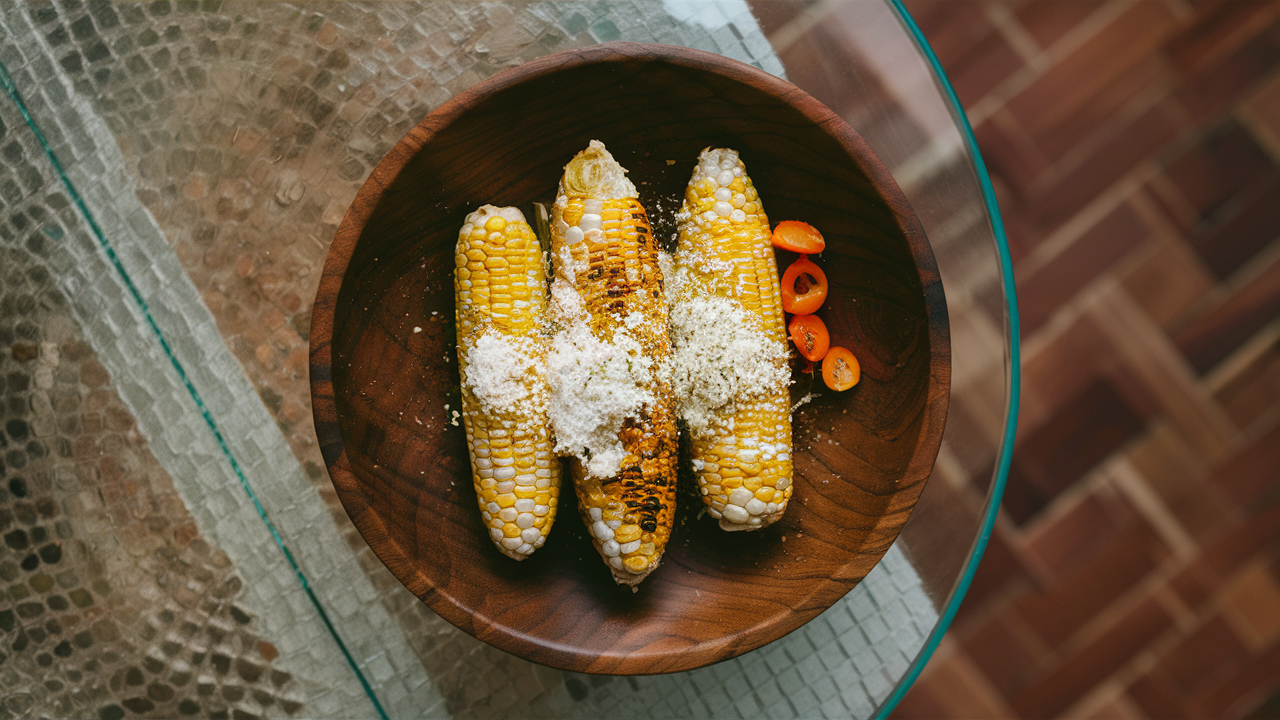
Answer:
1209, 421, 1280, 512
1121, 235, 1218, 330
1176, 249, 1280, 374
1175, 32, 1280, 124
1168, 483, 1238, 545
1130, 668, 1194, 719
951, 30, 1024, 109
1031, 54, 1173, 165
1014, 377, 1149, 509
960, 612, 1042, 697
952, 527, 1030, 626
1014, 1, 1105, 51
1216, 337, 1280, 428
1026, 99, 1186, 233
1166, 1, 1280, 74
1016, 200, 1152, 335
1193, 178, 1280, 281
1010, 597, 1175, 718
1161, 615, 1253, 691
1021, 315, 1116, 428
1015, 522, 1170, 649
1192, 637, 1280, 717
1164, 120, 1279, 223
1170, 499, 1280, 610
1220, 561, 1280, 647
1024, 488, 1141, 582
1244, 690, 1280, 720
1007, 2, 1179, 136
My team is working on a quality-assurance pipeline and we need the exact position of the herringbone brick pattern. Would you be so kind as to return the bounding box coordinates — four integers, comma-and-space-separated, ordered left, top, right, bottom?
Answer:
894, 2, 1280, 718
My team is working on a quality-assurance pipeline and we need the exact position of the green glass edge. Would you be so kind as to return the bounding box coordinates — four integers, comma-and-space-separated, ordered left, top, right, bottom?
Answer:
876, 1, 1021, 717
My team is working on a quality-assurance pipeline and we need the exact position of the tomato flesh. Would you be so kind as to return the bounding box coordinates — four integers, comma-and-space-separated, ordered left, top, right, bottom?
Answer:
822, 347, 860, 391
788, 314, 830, 362
780, 257, 828, 315
772, 221, 826, 254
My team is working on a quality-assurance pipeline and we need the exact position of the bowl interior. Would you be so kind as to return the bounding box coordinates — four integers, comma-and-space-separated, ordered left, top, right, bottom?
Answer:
311, 43, 949, 675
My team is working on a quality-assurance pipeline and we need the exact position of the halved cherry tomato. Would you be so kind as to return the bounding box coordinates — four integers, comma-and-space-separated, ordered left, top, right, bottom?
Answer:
780, 257, 828, 315
788, 314, 830, 362
772, 221, 826, 254
822, 347, 860, 391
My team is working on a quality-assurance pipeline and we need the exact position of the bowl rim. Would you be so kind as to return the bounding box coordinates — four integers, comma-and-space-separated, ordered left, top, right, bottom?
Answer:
309, 40, 951, 675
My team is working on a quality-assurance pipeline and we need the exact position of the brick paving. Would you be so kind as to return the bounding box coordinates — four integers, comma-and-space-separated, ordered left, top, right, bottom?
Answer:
894, 2, 1280, 718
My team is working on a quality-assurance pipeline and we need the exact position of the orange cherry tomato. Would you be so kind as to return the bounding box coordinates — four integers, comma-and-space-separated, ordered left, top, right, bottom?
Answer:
822, 347, 860, 391
780, 257, 828, 315
772, 221, 826, 254
788, 314, 830, 362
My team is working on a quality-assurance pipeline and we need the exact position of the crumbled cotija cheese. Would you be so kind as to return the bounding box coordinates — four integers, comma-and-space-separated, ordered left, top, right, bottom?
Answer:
546, 279, 657, 480
461, 329, 546, 416
665, 252, 790, 438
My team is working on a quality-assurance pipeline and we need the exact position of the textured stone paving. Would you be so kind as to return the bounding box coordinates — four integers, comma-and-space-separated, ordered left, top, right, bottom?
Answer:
0, 2, 963, 718
0, 95, 312, 720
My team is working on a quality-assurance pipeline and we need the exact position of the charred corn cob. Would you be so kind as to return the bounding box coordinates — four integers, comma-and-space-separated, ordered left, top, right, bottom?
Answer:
668, 148, 793, 531
545, 141, 678, 587
454, 205, 562, 560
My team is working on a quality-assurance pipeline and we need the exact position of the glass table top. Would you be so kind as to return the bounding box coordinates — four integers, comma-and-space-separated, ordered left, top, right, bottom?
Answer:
0, 1, 1016, 718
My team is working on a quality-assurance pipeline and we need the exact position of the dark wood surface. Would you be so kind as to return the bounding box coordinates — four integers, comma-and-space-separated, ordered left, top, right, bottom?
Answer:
309, 42, 951, 675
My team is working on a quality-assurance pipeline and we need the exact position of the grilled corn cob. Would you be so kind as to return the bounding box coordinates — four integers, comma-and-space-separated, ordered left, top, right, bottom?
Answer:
454, 205, 562, 560
669, 148, 793, 531
546, 141, 678, 587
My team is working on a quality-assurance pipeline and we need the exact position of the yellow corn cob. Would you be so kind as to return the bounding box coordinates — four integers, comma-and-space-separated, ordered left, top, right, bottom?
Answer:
454, 205, 562, 560
546, 141, 678, 587
670, 148, 793, 531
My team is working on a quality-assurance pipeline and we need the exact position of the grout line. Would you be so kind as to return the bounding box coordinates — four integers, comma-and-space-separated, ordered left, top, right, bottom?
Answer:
1110, 459, 1198, 562
0, 57, 390, 720
1239, 69, 1280, 165
1205, 316, 1280, 395
1025, 80, 1176, 199
964, 1, 1143, 128
984, 3, 1044, 68
1015, 170, 1148, 281
1063, 678, 1147, 720
1090, 281, 1239, 462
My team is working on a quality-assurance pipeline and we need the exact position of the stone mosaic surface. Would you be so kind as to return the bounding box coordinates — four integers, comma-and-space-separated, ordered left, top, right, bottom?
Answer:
2, 7, 444, 716
0, 2, 957, 718
0, 151, 307, 719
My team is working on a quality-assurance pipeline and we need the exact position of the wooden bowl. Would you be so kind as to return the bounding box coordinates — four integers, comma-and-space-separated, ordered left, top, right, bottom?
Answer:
310, 42, 949, 675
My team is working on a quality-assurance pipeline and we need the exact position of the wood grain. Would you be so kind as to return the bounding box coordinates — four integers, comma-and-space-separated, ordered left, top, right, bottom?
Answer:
309, 42, 950, 675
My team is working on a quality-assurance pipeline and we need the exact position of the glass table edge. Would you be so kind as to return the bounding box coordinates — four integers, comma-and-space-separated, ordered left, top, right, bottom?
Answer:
873, 2, 1022, 717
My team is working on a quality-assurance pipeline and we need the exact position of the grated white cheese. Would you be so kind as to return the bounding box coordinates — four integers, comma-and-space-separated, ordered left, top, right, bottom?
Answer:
665, 250, 790, 439
545, 279, 657, 480
461, 328, 547, 417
